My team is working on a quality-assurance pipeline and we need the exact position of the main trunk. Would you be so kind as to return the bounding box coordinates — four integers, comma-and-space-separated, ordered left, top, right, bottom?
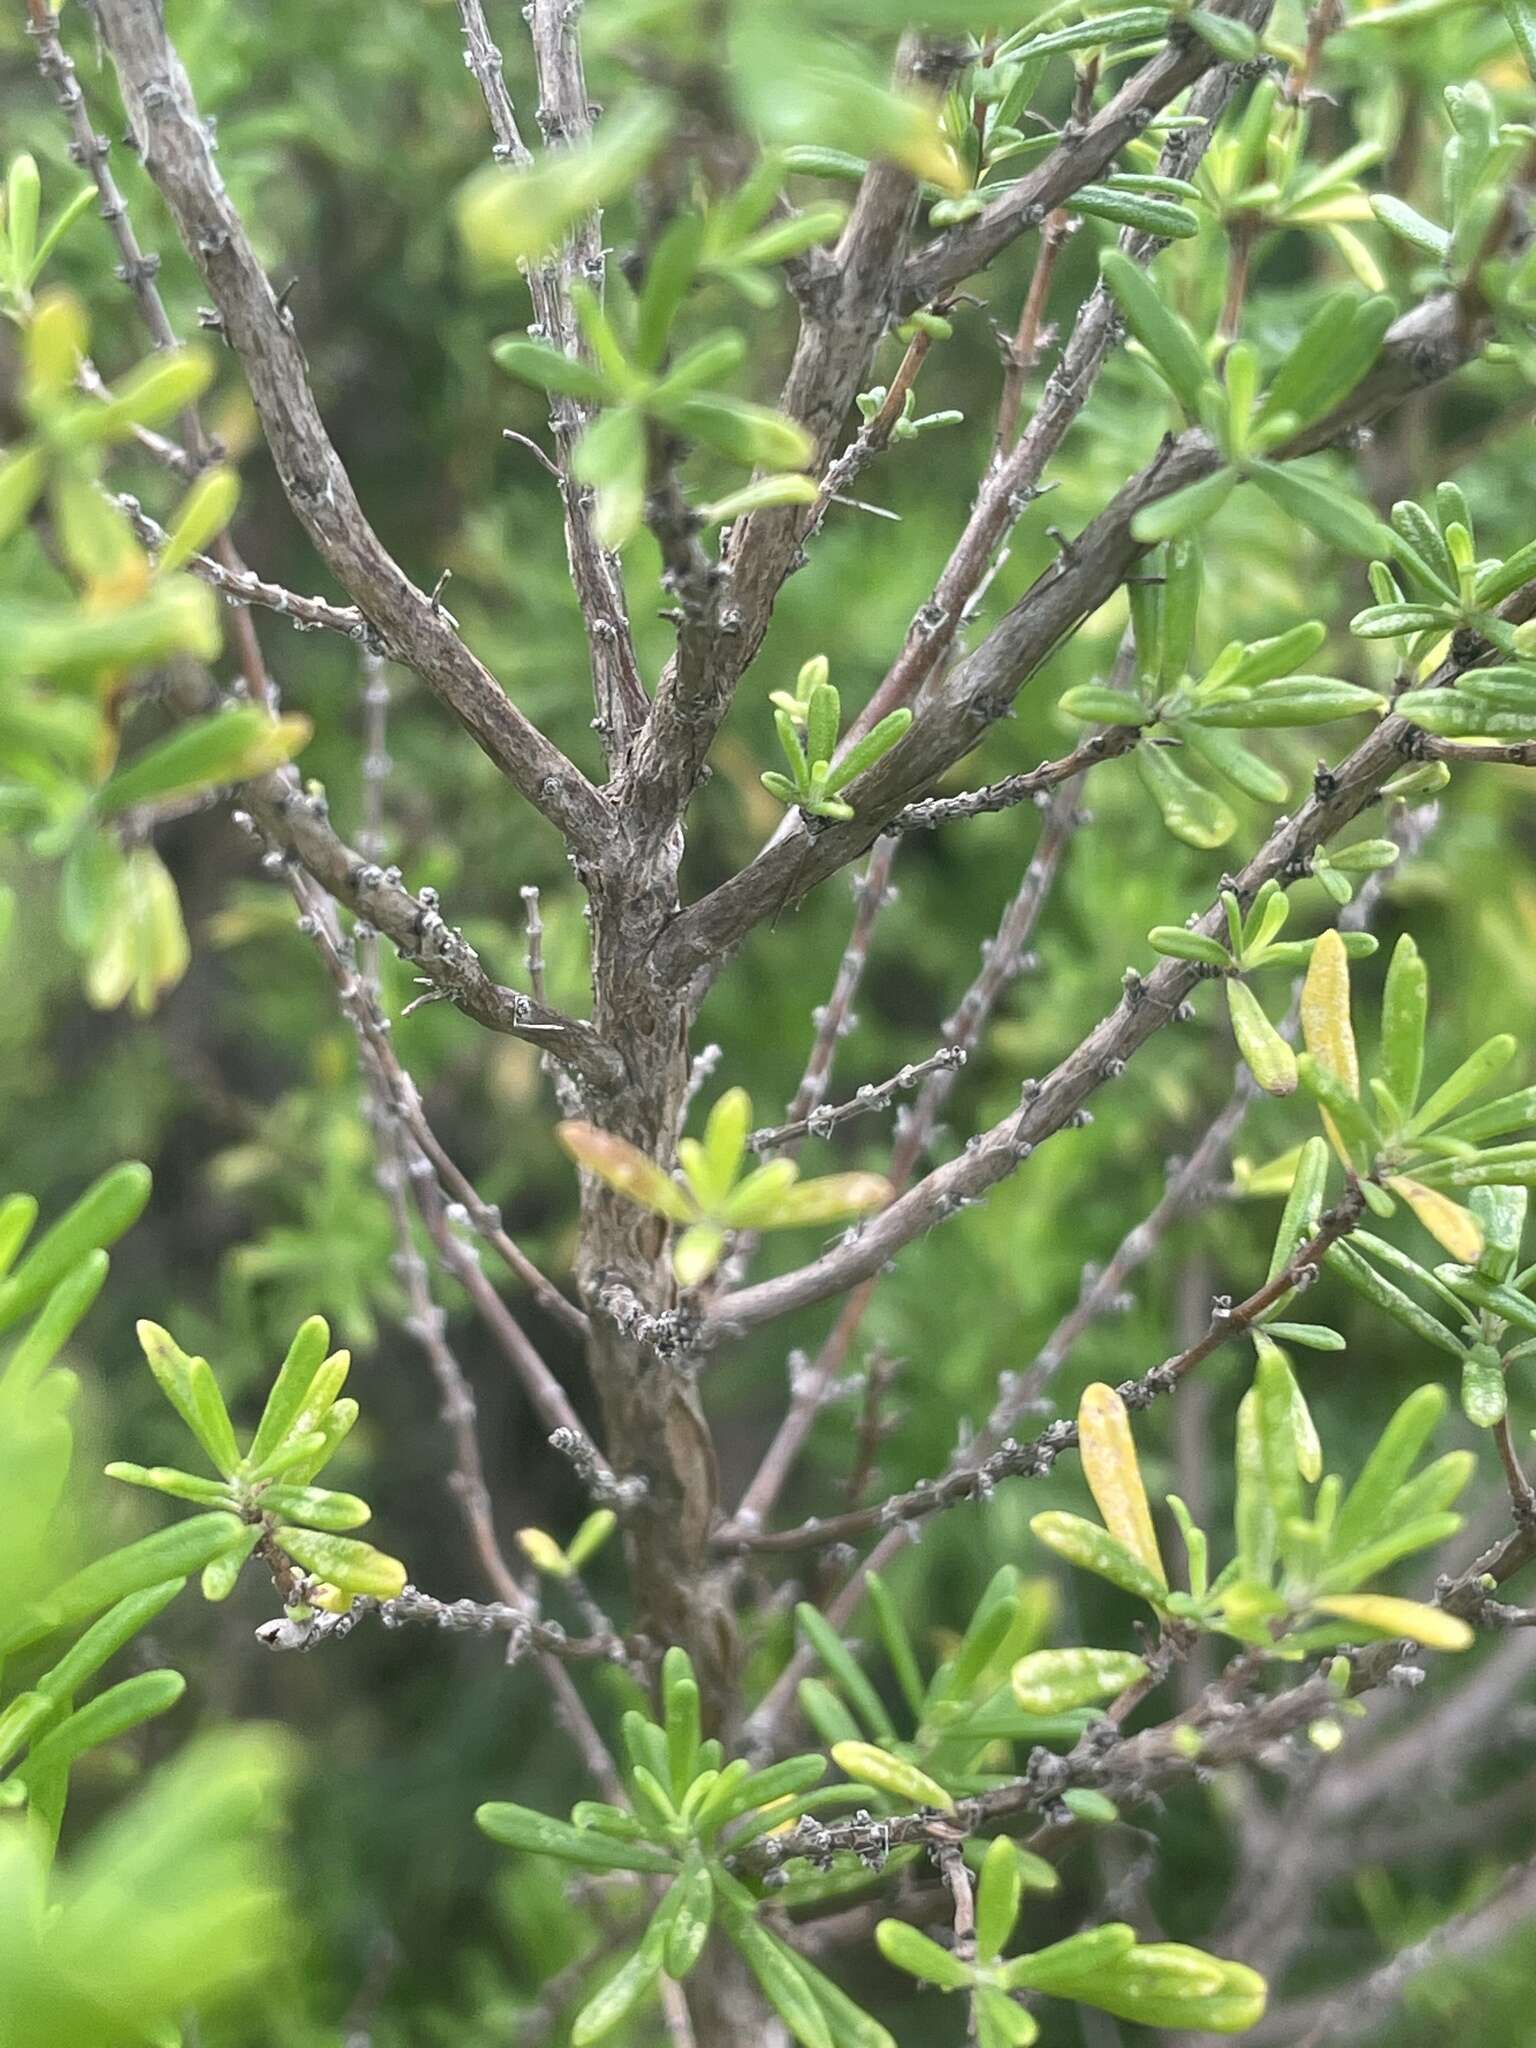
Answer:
576, 821, 742, 1728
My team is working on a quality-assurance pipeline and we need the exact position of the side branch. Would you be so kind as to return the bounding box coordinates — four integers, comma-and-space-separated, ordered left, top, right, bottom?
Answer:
901, 4, 1271, 304
702, 577, 1536, 1335
91, 0, 611, 853
652, 291, 1482, 989
238, 775, 624, 1092
719, 1184, 1364, 1552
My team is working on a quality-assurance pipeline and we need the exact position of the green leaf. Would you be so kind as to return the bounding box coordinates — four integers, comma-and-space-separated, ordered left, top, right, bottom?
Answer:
201, 1521, 260, 1601
1190, 679, 1385, 727
635, 214, 705, 371
491, 336, 609, 402
1351, 602, 1450, 639
96, 709, 311, 817
1181, 722, 1289, 804
1011, 1648, 1146, 1715
180, 1356, 240, 1475
1267, 1135, 1330, 1283
1147, 926, 1230, 966
806, 682, 840, 770
672, 395, 814, 470
1324, 1243, 1463, 1355
15, 1669, 186, 1793
749, 1172, 892, 1228
0, 443, 46, 547
1410, 1035, 1517, 1134
795, 1602, 895, 1739
104, 1461, 230, 1507
573, 408, 646, 548
700, 473, 819, 523
1249, 463, 1392, 557
1029, 1512, 1168, 1605
1329, 1379, 1450, 1555
1135, 742, 1236, 849
865, 1573, 926, 1720
698, 1754, 826, 1834
1506, 0, 1536, 78
32, 1580, 184, 1709
1472, 1185, 1528, 1284
1214, 620, 1329, 690
1188, 8, 1260, 58
157, 466, 240, 574
0, 1163, 151, 1334
455, 99, 671, 272
1371, 194, 1451, 259
571, 1939, 664, 2046
275, 1528, 406, 1599
1461, 1343, 1507, 1426
1132, 467, 1236, 543
1074, 185, 1200, 237
875, 1918, 973, 1990
1004, 10, 1169, 57
664, 1861, 714, 1980
20, 1513, 246, 1646
1227, 980, 1298, 1096
249, 1314, 331, 1466
1058, 685, 1148, 725
6, 153, 41, 284
975, 1836, 1024, 1962
662, 1647, 702, 1797
1004, 1923, 1137, 1995
475, 1801, 676, 1871
823, 709, 912, 795
62, 348, 213, 445
1100, 250, 1212, 418
0, 1193, 38, 1277
1435, 1087, 1536, 1148
728, 1912, 836, 2048
1, 1248, 108, 1396
976, 1986, 1040, 2048
1259, 293, 1396, 432
1233, 1388, 1276, 1582
257, 1483, 371, 1531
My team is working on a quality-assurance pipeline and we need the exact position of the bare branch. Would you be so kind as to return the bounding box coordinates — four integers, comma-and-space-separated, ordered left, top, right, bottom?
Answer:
890, 726, 1140, 834
750, 1049, 967, 1155
117, 493, 375, 643
454, 0, 648, 763
234, 778, 623, 1090
255, 1584, 630, 1666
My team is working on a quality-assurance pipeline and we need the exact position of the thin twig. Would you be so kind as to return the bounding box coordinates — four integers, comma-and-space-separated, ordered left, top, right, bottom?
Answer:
751, 1050, 967, 1155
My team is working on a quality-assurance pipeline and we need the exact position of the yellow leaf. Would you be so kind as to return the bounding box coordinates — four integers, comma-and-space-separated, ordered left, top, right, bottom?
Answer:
517, 1528, 570, 1577
831, 1740, 954, 1811
555, 1122, 696, 1223
1313, 1595, 1473, 1652
1077, 1383, 1166, 1586
1387, 1175, 1483, 1262
1301, 930, 1358, 1095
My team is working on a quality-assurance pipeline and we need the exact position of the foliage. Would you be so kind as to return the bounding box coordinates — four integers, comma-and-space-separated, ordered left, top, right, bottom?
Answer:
0, 1174, 286, 2045
4, 0, 1536, 2043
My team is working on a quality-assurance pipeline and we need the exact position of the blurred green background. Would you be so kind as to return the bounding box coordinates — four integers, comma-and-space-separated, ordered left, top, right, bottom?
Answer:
3, 0, 1536, 2040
